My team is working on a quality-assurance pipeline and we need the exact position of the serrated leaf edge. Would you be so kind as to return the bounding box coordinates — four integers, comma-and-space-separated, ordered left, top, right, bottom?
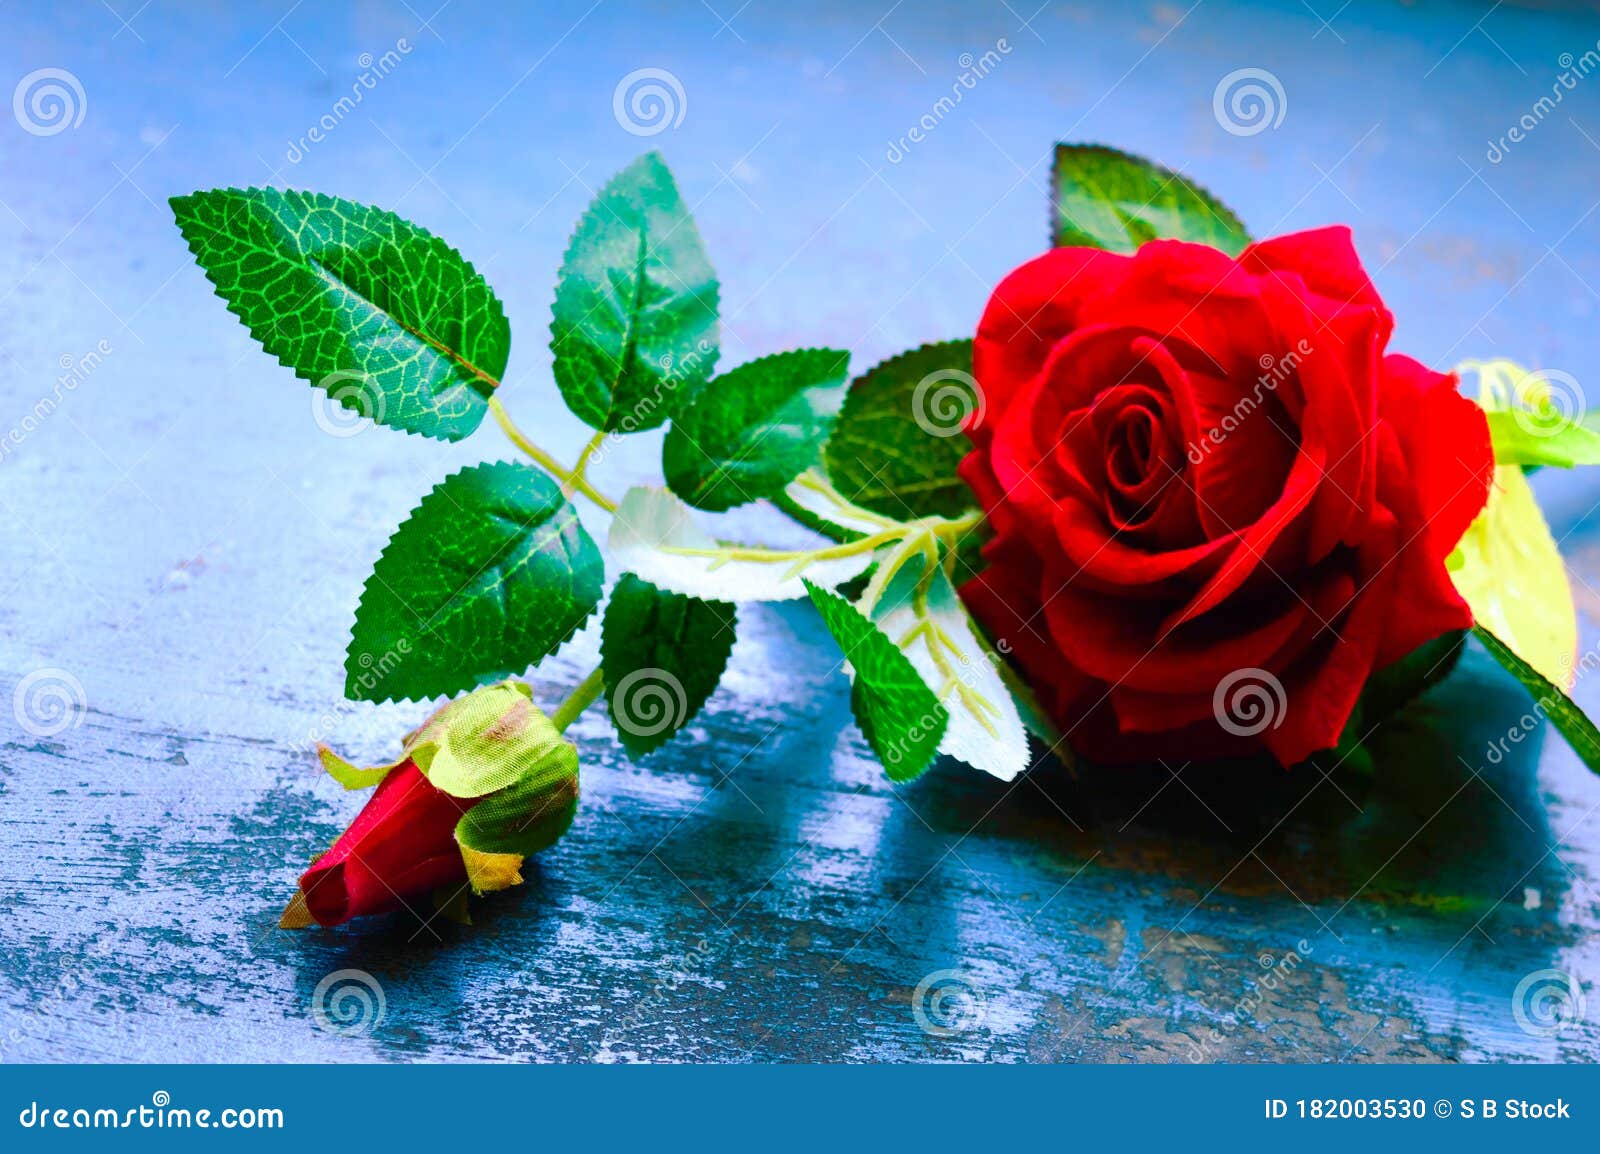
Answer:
343, 460, 600, 703
170, 186, 508, 444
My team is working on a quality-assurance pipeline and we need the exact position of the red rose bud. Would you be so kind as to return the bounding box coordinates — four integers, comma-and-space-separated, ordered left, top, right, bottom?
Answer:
281, 681, 579, 928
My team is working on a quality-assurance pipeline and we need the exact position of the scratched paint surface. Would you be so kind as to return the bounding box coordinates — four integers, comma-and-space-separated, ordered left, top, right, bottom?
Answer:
1, 0, 1598, 1062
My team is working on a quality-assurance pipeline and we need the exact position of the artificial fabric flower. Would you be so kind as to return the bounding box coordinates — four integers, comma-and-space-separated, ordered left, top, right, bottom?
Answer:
957, 227, 1494, 765
281, 681, 579, 928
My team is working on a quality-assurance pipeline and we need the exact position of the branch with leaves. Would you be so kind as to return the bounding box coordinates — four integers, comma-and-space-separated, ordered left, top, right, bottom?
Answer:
174, 145, 1600, 930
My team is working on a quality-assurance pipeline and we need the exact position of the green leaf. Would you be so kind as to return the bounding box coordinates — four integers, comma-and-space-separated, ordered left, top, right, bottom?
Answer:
1050, 144, 1250, 255
171, 187, 508, 441
1360, 631, 1466, 724
346, 461, 604, 702
824, 340, 980, 519
1450, 462, 1576, 689
550, 152, 720, 433
608, 485, 883, 601
664, 348, 850, 511
600, 574, 737, 758
867, 556, 1029, 781
1474, 625, 1600, 774
805, 580, 948, 781
1485, 409, 1600, 467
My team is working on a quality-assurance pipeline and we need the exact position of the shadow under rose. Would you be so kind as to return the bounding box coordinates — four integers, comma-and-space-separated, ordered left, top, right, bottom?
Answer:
901, 640, 1567, 920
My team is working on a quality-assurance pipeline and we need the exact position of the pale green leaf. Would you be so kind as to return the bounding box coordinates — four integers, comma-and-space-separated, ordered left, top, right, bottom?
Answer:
607, 485, 882, 601
866, 558, 1029, 781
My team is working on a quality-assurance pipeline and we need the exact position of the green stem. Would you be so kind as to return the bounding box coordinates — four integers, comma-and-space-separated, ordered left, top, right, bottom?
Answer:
673, 524, 908, 565
489, 397, 618, 512
551, 666, 606, 733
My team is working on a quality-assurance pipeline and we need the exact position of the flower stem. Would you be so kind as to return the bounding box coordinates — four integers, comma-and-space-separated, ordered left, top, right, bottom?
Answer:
551, 666, 606, 733
488, 397, 617, 512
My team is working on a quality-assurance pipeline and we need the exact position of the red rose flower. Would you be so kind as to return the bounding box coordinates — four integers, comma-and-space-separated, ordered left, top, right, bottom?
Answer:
958, 227, 1493, 766
295, 759, 477, 927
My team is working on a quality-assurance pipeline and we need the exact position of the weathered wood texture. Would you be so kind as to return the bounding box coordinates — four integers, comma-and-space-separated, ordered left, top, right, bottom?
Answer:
1, 0, 1598, 1062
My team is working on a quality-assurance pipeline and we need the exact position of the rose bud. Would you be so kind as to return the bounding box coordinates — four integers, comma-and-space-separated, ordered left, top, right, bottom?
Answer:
280, 680, 579, 928
959, 227, 1493, 767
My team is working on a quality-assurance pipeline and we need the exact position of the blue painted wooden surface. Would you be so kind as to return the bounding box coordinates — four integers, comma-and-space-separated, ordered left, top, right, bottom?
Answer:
2, 0, 1599, 1062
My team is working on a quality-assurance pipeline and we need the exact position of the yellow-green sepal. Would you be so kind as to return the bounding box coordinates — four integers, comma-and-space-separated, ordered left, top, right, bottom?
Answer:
1450, 360, 1579, 688
403, 680, 559, 799
315, 745, 405, 790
